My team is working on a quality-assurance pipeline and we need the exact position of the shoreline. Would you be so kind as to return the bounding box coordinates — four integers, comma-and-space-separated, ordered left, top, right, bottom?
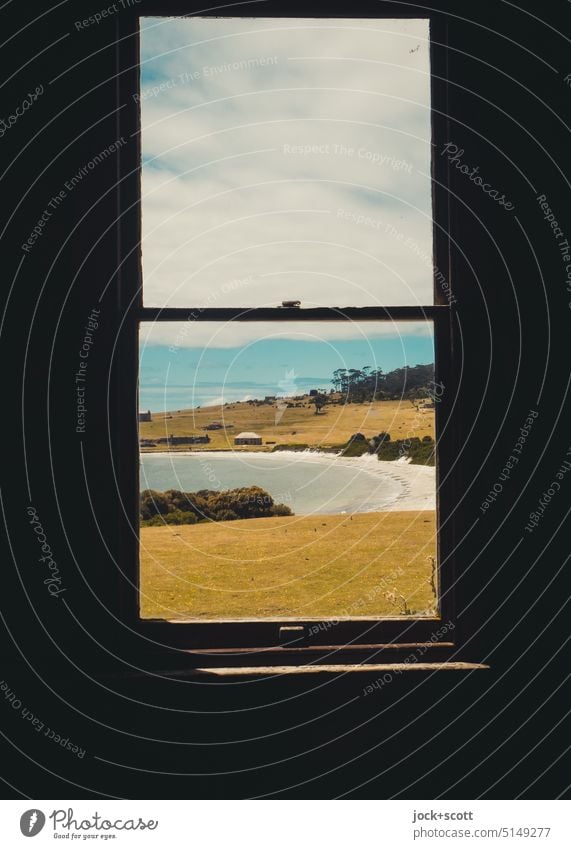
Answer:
140, 449, 436, 513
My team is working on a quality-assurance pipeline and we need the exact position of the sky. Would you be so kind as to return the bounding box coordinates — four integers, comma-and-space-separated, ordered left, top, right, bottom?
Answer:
138, 17, 434, 410
139, 16, 433, 313
139, 321, 434, 411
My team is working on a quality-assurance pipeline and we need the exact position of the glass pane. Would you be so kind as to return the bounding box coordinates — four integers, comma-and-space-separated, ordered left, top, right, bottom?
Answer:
140, 17, 434, 308
138, 320, 438, 620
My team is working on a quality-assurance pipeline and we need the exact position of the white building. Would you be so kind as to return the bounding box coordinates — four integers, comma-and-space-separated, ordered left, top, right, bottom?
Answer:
234, 431, 262, 445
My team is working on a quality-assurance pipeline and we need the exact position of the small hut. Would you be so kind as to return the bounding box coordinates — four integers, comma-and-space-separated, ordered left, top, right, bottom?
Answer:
234, 432, 262, 446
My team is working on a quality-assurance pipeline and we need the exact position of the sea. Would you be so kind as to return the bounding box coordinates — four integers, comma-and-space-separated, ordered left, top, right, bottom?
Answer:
139, 451, 403, 516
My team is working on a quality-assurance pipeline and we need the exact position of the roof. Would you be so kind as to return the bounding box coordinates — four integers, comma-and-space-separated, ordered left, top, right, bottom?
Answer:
235, 432, 261, 438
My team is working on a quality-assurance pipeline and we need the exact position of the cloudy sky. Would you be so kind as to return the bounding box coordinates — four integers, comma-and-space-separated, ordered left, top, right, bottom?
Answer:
140, 17, 433, 305
139, 321, 434, 410
138, 16, 434, 407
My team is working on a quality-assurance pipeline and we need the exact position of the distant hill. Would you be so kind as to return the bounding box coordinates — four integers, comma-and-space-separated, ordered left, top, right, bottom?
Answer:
331, 363, 436, 402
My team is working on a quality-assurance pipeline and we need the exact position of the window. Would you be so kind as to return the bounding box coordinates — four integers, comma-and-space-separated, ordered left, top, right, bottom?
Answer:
117, 7, 455, 656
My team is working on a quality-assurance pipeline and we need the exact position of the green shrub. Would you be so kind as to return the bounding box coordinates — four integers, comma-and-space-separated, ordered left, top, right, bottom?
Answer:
375, 441, 401, 461
375, 436, 435, 465
140, 486, 293, 525
213, 509, 240, 522
409, 441, 436, 466
341, 441, 369, 457
141, 510, 198, 527
341, 433, 370, 457
140, 489, 173, 519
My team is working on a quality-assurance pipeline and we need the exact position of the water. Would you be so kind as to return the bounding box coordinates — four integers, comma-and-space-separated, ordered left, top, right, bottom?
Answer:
140, 451, 403, 515
138, 378, 327, 413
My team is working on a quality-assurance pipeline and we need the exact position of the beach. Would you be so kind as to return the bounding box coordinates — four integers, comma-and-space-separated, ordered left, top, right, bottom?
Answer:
140, 450, 436, 515
371, 457, 436, 511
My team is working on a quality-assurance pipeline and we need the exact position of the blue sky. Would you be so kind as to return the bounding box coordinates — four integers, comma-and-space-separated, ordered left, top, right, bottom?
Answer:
139, 323, 434, 411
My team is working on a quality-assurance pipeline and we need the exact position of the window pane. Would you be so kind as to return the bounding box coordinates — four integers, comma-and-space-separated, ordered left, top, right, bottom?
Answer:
138, 320, 438, 620
140, 17, 434, 308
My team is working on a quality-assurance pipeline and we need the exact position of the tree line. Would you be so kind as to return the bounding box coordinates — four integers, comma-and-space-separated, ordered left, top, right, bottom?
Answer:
331, 363, 435, 403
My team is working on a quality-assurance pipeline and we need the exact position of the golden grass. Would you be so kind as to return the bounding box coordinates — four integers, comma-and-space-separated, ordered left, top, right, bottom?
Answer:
139, 397, 434, 452
140, 510, 437, 620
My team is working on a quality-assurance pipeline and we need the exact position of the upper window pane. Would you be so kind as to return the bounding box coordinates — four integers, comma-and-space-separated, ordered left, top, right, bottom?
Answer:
139, 17, 434, 307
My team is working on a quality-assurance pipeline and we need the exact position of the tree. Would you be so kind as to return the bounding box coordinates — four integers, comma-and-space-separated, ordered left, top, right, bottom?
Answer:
331, 362, 434, 403
312, 393, 328, 415
332, 368, 348, 393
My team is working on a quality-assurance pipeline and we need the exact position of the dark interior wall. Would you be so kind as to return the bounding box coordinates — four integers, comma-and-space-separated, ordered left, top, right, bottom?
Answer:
0, 0, 569, 798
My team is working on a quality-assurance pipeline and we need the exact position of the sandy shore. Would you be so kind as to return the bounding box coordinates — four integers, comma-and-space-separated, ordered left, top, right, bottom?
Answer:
266, 451, 436, 511
234, 450, 437, 512
364, 456, 435, 511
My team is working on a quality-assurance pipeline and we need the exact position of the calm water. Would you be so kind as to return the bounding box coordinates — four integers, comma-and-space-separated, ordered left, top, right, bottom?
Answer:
140, 451, 402, 515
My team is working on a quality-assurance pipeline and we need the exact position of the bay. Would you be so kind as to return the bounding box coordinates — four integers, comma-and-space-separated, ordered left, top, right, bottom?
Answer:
140, 451, 404, 516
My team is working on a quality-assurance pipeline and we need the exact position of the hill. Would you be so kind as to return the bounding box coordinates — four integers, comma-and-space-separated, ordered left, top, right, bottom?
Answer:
139, 395, 435, 452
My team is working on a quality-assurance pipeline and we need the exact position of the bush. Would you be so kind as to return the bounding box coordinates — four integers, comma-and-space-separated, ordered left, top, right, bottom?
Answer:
341, 441, 369, 457
375, 436, 435, 465
368, 432, 391, 453
214, 509, 240, 522
409, 441, 436, 466
142, 510, 199, 527
140, 489, 173, 519
375, 441, 401, 461
341, 432, 370, 457
165, 489, 212, 520
140, 486, 293, 525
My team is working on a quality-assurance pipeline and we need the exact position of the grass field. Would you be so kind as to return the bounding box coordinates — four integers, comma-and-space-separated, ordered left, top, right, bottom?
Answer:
140, 510, 437, 620
139, 396, 435, 451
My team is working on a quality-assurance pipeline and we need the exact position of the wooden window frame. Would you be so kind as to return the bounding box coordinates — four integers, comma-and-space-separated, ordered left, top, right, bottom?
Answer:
114, 1, 461, 665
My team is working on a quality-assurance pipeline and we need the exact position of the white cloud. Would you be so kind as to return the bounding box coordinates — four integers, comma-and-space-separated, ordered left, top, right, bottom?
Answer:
139, 16, 435, 337
139, 320, 434, 349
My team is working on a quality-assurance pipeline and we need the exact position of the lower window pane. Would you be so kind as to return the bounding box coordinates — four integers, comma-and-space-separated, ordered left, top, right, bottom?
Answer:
138, 320, 438, 620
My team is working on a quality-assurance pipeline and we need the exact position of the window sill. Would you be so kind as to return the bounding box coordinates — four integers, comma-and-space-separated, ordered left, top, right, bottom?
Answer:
151, 662, 488, 679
